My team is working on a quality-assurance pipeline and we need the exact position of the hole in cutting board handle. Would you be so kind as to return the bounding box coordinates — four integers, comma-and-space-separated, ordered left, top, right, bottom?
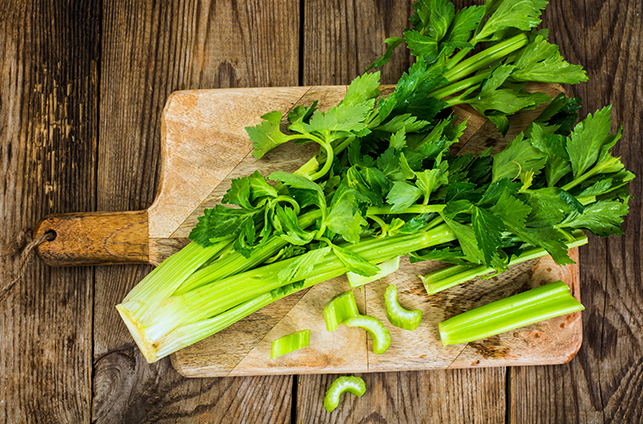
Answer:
32, 211, 150, 267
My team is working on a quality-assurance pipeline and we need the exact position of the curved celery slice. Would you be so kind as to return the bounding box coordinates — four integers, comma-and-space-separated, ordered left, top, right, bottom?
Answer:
323, 376, 366, 413
347, 256, 400, 288
323, 290, 360, 332
439, 280, 585, 346
384, 284, 423, 330
270, 329, 310, 359
344, 315, 391, 354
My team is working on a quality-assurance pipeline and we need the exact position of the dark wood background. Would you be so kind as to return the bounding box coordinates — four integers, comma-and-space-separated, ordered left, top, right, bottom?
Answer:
1, 0, 641, 422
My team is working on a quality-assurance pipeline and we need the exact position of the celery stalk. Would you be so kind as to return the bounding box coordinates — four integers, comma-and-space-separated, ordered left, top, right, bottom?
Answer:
438, 281, 584, 346
421, 232, 588, 295
118, 224, 456, 363
270, 329, 310, 359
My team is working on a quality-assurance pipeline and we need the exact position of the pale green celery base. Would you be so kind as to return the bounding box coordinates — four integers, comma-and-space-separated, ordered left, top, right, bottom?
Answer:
137, 225, 457, 362
347, 256, 400, 288
141, 225, 456, 345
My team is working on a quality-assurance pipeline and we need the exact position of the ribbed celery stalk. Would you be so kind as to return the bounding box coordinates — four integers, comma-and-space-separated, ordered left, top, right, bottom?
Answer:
438, 280, 584, 345
119, 224, 456, 363
421, 232, 588, 295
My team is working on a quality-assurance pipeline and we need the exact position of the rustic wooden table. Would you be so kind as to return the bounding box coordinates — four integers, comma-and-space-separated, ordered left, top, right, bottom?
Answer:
1, 1, 641, 422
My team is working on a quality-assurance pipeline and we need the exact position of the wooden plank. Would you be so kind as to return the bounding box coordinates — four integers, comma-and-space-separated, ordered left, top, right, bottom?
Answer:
297, 368, 506, 423
303, 0, 413, 85
92, 0, 300, 422
510, 0, 643, 422
0, 0, 99, 422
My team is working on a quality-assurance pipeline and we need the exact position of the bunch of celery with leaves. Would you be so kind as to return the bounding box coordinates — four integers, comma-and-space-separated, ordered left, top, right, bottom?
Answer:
116, 0, 632, 363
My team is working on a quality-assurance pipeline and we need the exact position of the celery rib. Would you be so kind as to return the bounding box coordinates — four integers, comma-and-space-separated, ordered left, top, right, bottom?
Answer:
439, 281, 584, 346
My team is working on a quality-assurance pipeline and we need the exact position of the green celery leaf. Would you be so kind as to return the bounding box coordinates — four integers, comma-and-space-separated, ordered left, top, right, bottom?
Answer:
578, 179, 613, 198
492, 133, 547, 182
529, 123, 571, 186
361, 167, 392, 203
397, 213, 435, 234
324, 184, 365, 243
405, 30, 439, 60
477, 178, 522, 208
367, 37, 405, 71
443, 216, 484, 264
377, 148, 406, 181
304, 102, 373, 136
471, 206, 506, 266
559, 189, 585, 214
331, 244, 380, 277
189, 205, 260, 247
346, 167, 385, 207
233, 219, 258, 258
399, 152, 417, 179
512, 226, 574, 265
269, 171, 326, 210
415, 161, 449, 204
275, 206, 315, 246
249, 170, 279, 200
475, 0, 548, 41
558, 199, 630, 237
534, 94, 582, 136
490, 189, 532, 230
566, 106, 614, 178
377, 114, 431, 133
247, 111, 291, 159
386, 181, 424, 212
389, 129, 407, 150
222, 175, 253, 209
510, 34, 588, 84
430, 0, 456, 41
278, 247, 331, 284
343, 72, 382, 106
444, 5, 485, 44
288, 101, 318, 130
446, 182, 479, 203
378, 57, 448, 121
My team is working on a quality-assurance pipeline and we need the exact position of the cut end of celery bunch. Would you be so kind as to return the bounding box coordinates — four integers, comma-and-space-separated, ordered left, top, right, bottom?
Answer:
116, 304, 159, 363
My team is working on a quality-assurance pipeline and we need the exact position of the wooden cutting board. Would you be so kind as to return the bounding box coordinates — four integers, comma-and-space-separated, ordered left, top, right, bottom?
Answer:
33, 83, 582, 377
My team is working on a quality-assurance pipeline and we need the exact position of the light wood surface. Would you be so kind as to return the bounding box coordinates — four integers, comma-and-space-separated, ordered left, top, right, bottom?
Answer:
2, 0, 641, 422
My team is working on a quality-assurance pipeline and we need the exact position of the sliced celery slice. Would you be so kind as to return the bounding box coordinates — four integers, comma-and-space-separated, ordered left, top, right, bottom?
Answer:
270, 329, 310, 359
384, 284, 423, 330
323, 290, 360, 332
323, 376, 366, 413
343, 315, 391, 354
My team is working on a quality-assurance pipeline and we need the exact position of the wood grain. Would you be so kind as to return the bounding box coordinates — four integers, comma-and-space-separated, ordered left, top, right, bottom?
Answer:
0, 0, 99, 422
92, 0, 299, 422
509, 0, 643, 423
33, 211, 148, 266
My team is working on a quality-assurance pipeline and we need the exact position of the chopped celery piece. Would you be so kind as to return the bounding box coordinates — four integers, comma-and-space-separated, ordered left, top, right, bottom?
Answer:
323, 376, 366, 413
343, 315, 391, 354
347, 256, 400, 288
421, 232, 588, 295
384, 284, 423, 330
439, 281, 584, 346
323, 290, 360, 332
270, 329, 310, 359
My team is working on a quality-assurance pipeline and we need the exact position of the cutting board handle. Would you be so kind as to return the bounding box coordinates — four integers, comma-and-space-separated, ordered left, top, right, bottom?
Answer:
33, 211, 149, 266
